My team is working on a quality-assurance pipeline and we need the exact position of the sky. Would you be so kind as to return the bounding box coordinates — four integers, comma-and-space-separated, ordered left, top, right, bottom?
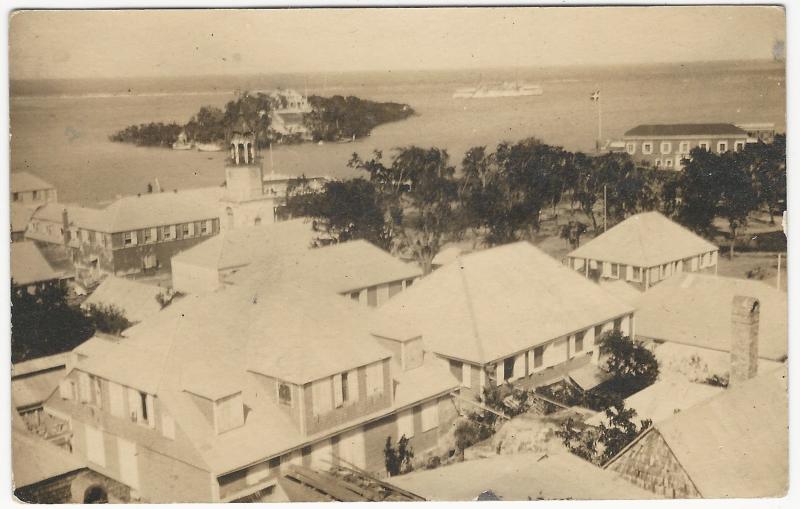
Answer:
9, 6, 786, 80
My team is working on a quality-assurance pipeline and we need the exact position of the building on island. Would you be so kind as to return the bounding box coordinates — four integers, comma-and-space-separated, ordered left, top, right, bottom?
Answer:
372, 242, 635, 401
621, 123, 748, 170
566, 211, 719, 291
11, 171, 58, 205
41, 279, 459, 502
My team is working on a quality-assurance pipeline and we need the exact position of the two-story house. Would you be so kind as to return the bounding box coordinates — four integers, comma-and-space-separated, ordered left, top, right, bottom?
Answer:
372, 242, 635, 401
25, 189, 222, 277
41, 280, 458, 502
11, 171, 58, 205
622, 123, 748, 170
566, 211, 719, 291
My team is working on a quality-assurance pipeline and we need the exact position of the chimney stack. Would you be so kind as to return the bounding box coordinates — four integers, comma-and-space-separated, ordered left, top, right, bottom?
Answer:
730, 296, 760, 386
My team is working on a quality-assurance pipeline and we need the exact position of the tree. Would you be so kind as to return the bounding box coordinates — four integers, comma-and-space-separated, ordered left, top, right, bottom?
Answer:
383, 435, 414, 476
281, 178, 394, 250
350, 147, 461, 274
560, 220, 588, 249
717, 151, 759, 258
676, 147, 725, 235
11, 282, 94, 364
746, 134, 786, 225
83, 303, 132, 335
599, 330, 659, 396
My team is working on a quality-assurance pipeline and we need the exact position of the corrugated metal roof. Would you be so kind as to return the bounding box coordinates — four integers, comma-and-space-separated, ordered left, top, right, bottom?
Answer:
623, 123, 747, 137
568, 211, 718, 268
373, 242, 633, 364
635, 273, 787, 361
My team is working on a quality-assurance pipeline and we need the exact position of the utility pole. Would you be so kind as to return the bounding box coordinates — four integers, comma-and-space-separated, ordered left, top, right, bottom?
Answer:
777, 253, 782, 291
603, 184, 607, 232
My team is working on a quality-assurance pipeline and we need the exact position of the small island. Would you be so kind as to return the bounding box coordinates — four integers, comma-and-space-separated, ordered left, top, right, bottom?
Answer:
109, 89, 415, 150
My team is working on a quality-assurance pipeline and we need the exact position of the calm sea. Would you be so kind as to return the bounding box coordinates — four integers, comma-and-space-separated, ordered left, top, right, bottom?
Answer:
10, 61, 785, 206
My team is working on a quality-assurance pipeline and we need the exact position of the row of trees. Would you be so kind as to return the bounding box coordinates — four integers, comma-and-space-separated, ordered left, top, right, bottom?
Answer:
305, 95, 414, 142
281, 135, 785, 270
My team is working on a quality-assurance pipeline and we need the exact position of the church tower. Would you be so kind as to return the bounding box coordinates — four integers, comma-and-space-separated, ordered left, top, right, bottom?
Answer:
224, 116, 264, 203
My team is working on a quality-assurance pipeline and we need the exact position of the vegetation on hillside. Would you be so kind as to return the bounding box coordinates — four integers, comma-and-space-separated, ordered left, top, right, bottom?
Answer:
109, 91, 414, 148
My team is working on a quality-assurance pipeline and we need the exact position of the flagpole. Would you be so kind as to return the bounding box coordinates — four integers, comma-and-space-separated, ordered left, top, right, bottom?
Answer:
597, 90, 602, 145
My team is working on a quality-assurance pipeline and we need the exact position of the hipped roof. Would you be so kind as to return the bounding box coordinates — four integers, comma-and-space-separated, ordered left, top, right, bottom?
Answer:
568, 211, 718, 268
372, 242, 633, 364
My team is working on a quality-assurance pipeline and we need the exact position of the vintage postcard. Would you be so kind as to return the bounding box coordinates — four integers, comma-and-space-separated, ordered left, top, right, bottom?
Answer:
7, 5, 787, 503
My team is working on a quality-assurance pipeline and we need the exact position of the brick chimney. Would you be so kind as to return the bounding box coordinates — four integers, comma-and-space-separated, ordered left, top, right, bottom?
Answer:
730, 295, 760, 386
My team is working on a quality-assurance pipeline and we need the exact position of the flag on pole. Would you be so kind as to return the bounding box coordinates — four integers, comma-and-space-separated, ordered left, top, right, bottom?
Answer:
590, 89, 600, 102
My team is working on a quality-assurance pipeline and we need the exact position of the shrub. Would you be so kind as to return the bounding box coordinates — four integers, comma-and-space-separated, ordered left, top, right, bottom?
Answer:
384, 435, 414, 476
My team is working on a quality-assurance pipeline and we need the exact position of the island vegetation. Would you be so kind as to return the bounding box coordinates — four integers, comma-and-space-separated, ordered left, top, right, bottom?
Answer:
109, 90, 414, 148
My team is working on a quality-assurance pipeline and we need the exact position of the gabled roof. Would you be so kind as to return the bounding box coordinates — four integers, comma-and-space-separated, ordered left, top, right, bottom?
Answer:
623, 123, 747, 138
11, 241, 64, 286
229, 239, 422, 295
98, 187, 222, 232
10, 171, 54, 193
81, 276, 168, 323
372, 242, 633, 364
10, 204, 37, 233
171, 218, 316, 272
634, 273, 787, 361
568, 211, 718, 268
12, 422, 86, 489
607, 366, 787, 498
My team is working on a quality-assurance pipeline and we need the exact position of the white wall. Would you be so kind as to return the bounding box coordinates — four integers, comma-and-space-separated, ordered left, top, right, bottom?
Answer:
171, 259, 221, 294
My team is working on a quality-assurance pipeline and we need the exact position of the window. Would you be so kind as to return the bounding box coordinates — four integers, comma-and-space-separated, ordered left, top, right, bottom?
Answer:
366, 362, 384, 396
350, 291, 360, 301
642, 142, 653, 155
610, 263, 620, 279
420, 400, 438, 432
91, 377, 103, 408
679, 141, 690, 154
215, 393, 244, 433
269, 457, 281, 470
162, 225, 174, 240
660, 142, 672, 154
12, 192, 19, 202
654, 158, 662, 167
201, 220, 211, 235
630, 267, 642, 282
614, 318, 622, 332
397, 409, 414, 438
575, 331, 585, 353
717, 141, 728, 153
405, 278, 414, 288
625, 142, 636, 155
347, 369, 360, 403
367, 287, 378, 307
665, 158, 674, 168
181, 224, 191, 237
503, 357, 514, 381
123, 232, 136, 246
333, 373, 348, 408
312, 378, 333, 416
461, 363, 472, 388
533, 346, 543, 369
698, 141, 710, 151
32, 190, 39, 200
278, 382, 292, 406
735, 141, 745, 152
143, 227, 155, 243
162, 413, 175, 440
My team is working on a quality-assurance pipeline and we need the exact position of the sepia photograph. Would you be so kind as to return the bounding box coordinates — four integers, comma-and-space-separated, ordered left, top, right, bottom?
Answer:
4, 2, 790, 504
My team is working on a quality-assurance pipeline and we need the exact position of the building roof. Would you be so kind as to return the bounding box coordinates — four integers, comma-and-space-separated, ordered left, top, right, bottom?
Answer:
372, 242, 633, 364
97, 187, 222, 232
229, 239, 423, 295
588, 378, 723, 427
623, 123, 747, 138
635, 273, 787, 361
392, 450, 656, 500
12, 420, 86, 489
58, 281, 456, 475
81, 276, 169, 323
10, 204, 37, 233
12, 369, 67, 411
171, 218, 316, 272
11, 241, 64, 286
568, 211, 718, 268
10, 172, 54, 193
607, 366, 787, 498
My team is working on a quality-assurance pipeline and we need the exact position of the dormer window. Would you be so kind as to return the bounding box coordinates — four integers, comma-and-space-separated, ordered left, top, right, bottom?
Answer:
215, 392, 245, 434
127, 387, 155, 428
278, 382, 293, 407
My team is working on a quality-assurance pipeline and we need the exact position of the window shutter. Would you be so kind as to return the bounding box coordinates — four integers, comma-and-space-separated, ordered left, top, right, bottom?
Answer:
495, 363, 504, 385
108, 382, 125, 417
366, 362, 384, 396
146, 394, 156, 428
127, 388, 140, 423
188, 222, 195, 236
333, 374, 344, 408
626, 266, 633, 280
420, 401, 439, 432
59, 379, 73, 399
397, 409, 415, 438
348, 369, 359, 403
130, 231, 138, 246
150, 227, 158, 242
312, 379, 333, 416
461, 364, 472, 388
513, 354, 525, 380
170, 225, 177, 239
78, 372, 91, 402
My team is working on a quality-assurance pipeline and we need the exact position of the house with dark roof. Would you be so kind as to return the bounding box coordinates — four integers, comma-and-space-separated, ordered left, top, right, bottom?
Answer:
566, 211, 719, 290
372, 242, 635, 400
40, 266, 458, 502
621, 123, 748, 169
